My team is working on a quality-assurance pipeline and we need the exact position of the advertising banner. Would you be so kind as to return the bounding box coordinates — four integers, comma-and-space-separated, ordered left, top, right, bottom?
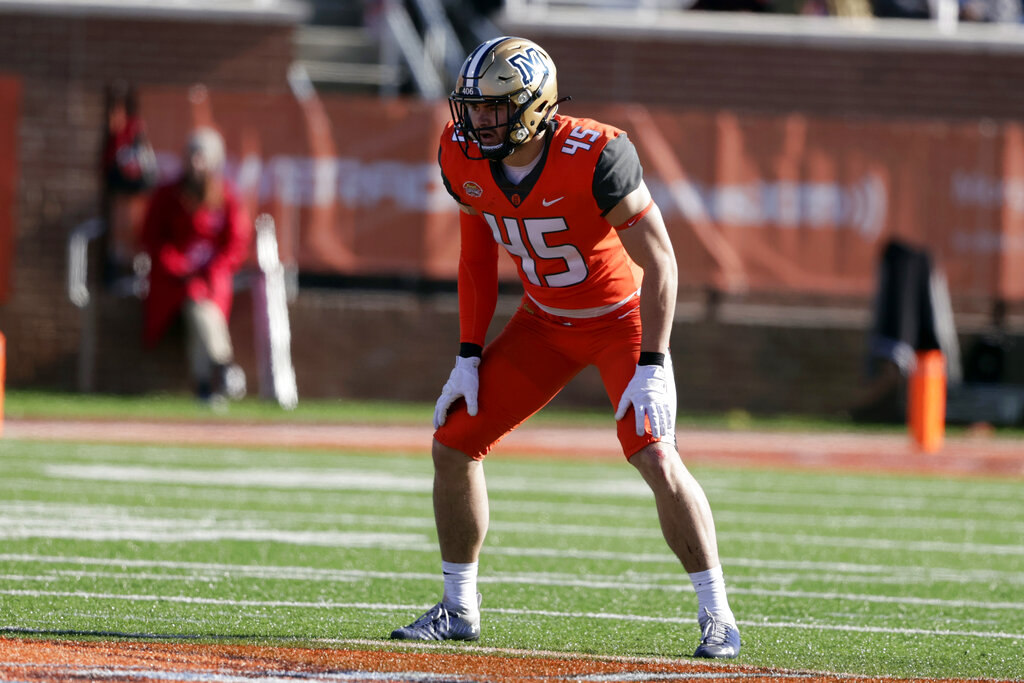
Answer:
135, 87, 1024, 302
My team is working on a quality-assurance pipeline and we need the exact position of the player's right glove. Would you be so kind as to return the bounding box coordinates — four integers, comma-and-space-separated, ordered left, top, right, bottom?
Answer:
433, 355, 481, 429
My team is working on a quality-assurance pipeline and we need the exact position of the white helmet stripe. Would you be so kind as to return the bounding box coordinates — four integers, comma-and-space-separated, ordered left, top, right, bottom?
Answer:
462, 35, 514, 85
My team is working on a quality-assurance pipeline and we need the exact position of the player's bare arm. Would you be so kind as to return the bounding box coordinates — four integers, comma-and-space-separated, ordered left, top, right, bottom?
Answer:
610, 183, 678, 356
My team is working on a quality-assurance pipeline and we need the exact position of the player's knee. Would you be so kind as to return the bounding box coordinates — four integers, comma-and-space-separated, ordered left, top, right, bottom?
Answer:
432, 438, 478, 475
629, 441, 682, 480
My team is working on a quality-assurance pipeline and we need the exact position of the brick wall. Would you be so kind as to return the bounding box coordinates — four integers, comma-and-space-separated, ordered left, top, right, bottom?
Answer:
281, 292, 875, 417
82, 285, 1017, 420
82, 287, 872, 416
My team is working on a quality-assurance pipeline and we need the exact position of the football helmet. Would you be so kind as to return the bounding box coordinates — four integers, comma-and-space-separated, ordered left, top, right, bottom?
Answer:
449, 36, 559, 161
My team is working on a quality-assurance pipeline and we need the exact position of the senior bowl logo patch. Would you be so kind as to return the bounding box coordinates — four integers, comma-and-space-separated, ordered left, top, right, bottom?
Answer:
463, 181, 483, 198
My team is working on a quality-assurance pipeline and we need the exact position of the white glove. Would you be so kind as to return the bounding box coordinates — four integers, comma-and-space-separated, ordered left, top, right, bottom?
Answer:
615, 363, 674, 439
433, 355, 481, 429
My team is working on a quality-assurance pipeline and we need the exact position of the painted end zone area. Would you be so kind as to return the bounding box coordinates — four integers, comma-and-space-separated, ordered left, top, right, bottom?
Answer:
0, 637, 1001, 683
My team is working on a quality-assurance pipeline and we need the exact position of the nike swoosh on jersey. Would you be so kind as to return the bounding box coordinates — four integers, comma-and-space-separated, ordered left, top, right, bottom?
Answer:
541, 196, 565, 207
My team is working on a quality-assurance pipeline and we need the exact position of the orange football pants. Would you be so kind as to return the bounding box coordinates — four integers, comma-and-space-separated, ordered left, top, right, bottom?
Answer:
434, 297, 660, 460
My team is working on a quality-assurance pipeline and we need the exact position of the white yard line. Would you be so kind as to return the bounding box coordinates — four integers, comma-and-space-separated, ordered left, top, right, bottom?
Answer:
15, 438, 1024, 503
0, 524, 430, 546
3, 572, 1023, 612
5, 499, 1021, 535
8, 474, 1024, 532
2, 588, 1023, 641
724, 532, 1024, 556
2, 555, 1022, 612
4, 514, 1022, 557
33, 462, 1024, 518
7, 553, 1024, 583
3, 490, 1023, 556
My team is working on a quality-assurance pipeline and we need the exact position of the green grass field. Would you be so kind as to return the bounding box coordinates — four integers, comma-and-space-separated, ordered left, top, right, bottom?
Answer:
1, 392, 1022, 680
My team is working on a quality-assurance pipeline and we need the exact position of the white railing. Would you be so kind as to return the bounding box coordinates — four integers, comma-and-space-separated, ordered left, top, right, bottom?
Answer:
67, 218, 106, 309
253, 214, 299, 410
380, 0, 446, 97
378, 0, 474, 99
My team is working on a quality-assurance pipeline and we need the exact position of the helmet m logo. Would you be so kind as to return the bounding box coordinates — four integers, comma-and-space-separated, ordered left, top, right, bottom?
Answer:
508, 48, 546, 86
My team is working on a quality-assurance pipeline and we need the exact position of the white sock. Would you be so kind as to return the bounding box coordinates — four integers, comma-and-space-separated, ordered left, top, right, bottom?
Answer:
689, 565, 735, 624
442, 561, 479, 615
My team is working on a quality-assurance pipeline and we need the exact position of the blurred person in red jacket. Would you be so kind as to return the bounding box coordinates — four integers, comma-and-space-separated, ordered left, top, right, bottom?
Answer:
100, 80, 158, 285
141, 127, 251, 405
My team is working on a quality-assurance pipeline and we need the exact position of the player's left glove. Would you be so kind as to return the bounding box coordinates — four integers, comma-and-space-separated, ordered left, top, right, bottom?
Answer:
433, 355, 481, 430
615, 363, 674, 439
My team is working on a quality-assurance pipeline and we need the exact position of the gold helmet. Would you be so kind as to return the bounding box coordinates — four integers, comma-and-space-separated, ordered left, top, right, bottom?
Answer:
449, 36, 559, 161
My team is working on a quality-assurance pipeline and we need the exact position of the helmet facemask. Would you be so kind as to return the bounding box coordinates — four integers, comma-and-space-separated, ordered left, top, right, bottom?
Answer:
449, 37, 558, 161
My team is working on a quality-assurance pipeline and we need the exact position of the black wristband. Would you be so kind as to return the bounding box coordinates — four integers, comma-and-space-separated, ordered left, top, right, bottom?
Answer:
638, 351, 665, 367
459, 342, 483, 359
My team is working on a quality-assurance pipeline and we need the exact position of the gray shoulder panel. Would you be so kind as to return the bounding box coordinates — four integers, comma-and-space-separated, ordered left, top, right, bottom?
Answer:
592, 133, 643, 215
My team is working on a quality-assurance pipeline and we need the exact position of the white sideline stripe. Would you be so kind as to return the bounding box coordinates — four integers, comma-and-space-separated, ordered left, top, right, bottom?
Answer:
7, 479, 1015, 531
4, 589, 1023, 641
24, 437, 1024, 507
730, 587, 1024, 610
8, 565, 1023, 589
14, 469, 1023, 523
0, 588, 423, 610
0, 523, 427, 547
8, 552, 1024, 585
6, 521, 1021, 558
716, 509, 1024, 534
40, 464, 435, 493
3, 567, 1021, 612
727, 532, 1024, 556
698, 471, 1024, 498
5, 499, 1021, 536
721, 555, 1024, 581
42, 464, 655, 497
708, 490, 1024, 519
41, 463, 1024, 518
6, 504, 1024, 549
0, 506, 667, 541
3, 503, 1022, 556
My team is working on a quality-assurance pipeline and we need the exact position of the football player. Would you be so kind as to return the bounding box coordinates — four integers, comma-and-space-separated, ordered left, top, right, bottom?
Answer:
390, 36, 740, 659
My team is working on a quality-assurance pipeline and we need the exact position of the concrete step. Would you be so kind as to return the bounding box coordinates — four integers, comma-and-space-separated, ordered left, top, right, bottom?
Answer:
293, 24, 404, 92
297, 59, 402, 87
294, 25, 379, 64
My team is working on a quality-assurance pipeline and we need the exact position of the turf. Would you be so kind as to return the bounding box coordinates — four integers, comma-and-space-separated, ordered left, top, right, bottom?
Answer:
2, 389, 910, 432
0, 396, 1022, 679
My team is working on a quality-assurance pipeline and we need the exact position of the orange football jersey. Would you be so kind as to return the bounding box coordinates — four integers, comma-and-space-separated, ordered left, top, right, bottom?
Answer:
439, 114, 645, 316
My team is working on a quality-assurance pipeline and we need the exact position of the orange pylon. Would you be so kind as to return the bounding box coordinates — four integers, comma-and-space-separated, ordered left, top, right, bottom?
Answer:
908, 350, 946, 453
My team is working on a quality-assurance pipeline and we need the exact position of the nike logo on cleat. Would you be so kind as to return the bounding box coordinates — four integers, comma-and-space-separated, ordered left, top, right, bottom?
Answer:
542, 197, 564, 207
